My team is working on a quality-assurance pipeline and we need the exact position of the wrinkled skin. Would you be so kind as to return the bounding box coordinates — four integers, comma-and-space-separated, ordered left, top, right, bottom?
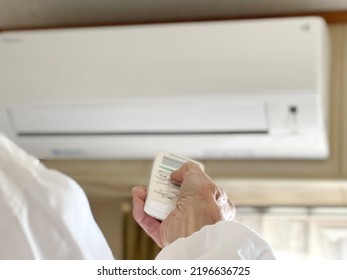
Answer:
132, 162, 235, 248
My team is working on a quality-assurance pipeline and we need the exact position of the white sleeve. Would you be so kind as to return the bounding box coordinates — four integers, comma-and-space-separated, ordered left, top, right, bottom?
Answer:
155, 221, 276, 260
0, 134, 114, 260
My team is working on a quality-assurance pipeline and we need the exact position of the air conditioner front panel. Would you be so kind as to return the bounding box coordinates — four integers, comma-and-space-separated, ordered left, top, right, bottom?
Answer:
10, 99, 268, 135
0, 17, 327, 103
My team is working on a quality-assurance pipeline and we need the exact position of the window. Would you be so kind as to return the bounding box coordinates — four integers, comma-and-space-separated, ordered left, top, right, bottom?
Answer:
236, 207, 347, 259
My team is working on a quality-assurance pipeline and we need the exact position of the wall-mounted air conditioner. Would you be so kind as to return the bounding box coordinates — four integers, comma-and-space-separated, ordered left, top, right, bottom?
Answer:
0, 17, 330, 159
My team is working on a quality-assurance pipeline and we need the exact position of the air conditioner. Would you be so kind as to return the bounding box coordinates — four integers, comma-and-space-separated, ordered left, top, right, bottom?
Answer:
0, 17, 330, 159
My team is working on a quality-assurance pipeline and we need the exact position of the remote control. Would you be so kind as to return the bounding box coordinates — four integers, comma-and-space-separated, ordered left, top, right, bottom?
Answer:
144, 151, 204, 220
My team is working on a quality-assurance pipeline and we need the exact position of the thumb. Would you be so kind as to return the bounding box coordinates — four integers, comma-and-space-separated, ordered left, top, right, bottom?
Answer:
170, 161, 204, 184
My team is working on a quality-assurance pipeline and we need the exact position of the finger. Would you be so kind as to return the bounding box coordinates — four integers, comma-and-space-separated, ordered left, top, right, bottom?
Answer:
170, 161, 203, 184
132, 186, 147, 200
132, 187, 162, 247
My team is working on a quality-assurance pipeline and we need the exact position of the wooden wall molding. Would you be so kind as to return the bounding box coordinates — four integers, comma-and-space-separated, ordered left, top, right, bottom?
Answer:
1, 10, 347, 32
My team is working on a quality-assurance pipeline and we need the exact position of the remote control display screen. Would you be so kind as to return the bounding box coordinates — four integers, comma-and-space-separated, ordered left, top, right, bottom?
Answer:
162, 156, 184, 169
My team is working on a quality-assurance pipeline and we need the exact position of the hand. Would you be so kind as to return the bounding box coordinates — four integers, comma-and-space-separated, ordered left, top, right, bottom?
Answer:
132, 162, 235, 248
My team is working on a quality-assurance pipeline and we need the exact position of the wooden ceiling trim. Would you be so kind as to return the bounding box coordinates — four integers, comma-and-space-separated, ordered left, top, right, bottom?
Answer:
1, 10, 347, 32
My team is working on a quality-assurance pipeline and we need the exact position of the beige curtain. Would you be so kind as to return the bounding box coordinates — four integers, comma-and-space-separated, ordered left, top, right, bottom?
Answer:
122, 203, 161, 260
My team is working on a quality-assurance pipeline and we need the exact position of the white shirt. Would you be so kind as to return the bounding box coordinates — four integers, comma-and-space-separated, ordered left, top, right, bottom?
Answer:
0, 134, 275, 259
156, 221, 275, 259
0, 134, 114, 259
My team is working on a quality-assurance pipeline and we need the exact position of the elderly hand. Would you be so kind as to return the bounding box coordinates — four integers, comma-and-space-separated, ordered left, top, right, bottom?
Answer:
132, 162, 235, 248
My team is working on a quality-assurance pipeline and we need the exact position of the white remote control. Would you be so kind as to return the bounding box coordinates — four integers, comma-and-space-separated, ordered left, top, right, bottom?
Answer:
144, 151, 204, 220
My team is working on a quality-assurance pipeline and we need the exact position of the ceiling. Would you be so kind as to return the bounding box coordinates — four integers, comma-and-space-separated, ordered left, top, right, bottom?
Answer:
0, 0, 347, 30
